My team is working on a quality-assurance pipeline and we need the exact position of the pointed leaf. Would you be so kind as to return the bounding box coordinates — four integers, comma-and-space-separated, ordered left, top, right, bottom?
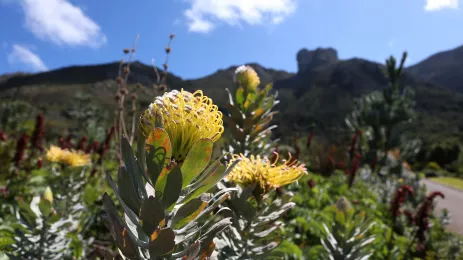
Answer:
146, 145, 169, 186
181, 164, 225, 205
17, 199, 37, 226
140, 196, 165, 236
146, 128, 172, 187
121, 136, 147, 200
117, 167, 142, 214
38, 199, 52, 218
102, 193, 148, 253
181, 138, 213, 188
136, 131, 146, 176
149, 228, 176, 257
236, 87, 245, 107
243, 117, 255, 134
226, 104, 244, 126
199, 217, 232, 244
184, 241, 201, 260
199, 241, 216, 259
172, 198, 208, 229
146, 128, 172, 159
107, 170, 142, 228
162, 166, 183, 210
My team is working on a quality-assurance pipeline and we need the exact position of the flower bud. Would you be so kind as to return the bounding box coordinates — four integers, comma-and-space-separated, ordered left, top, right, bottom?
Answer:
43, 186, 53, 204
234, 65, 260, 91
335, 196, 352, 212
115, 76, 124, 84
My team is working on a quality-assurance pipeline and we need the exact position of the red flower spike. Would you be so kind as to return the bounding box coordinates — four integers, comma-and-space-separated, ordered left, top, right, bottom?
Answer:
76, 136, 88, 151
13, 134, 29, 167
307, 179, 315, 189
37, 158, 43, 169
390, 185, 414, 218
0, 129, 7, 142
307, 132, 314, 149
347, 154, 362, 188
31, 113, 45, 152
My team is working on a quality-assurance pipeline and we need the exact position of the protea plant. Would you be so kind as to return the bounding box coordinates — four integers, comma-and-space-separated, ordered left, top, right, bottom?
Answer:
319, 197, 376, 260
216, 153, 307, 259
223, 65, 279, 157
102, 89, 239, 259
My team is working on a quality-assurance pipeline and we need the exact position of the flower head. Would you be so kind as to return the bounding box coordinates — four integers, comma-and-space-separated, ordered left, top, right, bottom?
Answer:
46, 145, 91, 167
140, 89, 224, 162
234, 65, 260, 92
335, 196, 353, 212
226, 153, 307, 194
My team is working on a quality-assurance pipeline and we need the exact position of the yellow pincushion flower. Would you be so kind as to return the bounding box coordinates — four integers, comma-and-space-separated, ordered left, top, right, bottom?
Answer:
140, 89, 224, 162
46, 145, 91, 167
226, 153, 307, 194
234, 65, 260, 92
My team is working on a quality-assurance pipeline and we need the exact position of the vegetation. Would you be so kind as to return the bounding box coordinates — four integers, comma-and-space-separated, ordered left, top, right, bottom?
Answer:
429, 177, 463, 191
0, 35, 462, 260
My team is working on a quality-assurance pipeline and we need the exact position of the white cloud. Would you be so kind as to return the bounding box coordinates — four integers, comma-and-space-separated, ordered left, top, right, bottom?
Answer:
184, 0, 297, 33
18, 0, 107, 47
8, 44, 48, 72
424, 0, 459, 11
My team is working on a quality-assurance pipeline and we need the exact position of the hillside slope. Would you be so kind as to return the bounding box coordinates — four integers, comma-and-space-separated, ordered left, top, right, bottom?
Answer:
1, 46, 462, 148
406, 44, 463, 92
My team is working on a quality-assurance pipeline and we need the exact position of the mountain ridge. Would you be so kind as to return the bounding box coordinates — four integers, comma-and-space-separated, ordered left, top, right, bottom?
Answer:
1, 45, 462, 153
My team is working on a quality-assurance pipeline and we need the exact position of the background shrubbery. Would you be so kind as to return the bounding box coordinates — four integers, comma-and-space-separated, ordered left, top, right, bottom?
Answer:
0, 37, 462, 259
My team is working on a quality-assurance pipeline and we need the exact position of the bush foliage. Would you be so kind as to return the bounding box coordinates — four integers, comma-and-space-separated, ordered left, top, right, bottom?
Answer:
0, 37, 462, 260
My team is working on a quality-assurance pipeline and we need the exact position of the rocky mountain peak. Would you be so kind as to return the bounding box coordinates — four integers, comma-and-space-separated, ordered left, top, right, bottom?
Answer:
296, 47, 339, 73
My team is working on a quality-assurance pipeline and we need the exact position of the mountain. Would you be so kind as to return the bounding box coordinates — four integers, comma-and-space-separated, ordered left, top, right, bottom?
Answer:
1, 46, 463, 154
406, 44, 463, 91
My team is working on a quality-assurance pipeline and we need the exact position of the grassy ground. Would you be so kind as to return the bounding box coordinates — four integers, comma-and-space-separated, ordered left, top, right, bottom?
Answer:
429, 177, 463, 191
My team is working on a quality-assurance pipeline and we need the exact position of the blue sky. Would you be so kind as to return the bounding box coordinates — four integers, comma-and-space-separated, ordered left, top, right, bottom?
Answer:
1, 0, 461, 79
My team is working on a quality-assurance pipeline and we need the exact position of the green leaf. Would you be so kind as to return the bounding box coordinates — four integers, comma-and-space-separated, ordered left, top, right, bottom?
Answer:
38, 198, 52, 217
136, 131, 147, 175
148, 228, 176, 257
83, 185, 99, 205
181, 138, 213, 189
180, 189, 235, 231
181, 159, 239, 205
199, 217, 232, 245
172, 198, 208, 229
236, 87, 245, 108
243, 117, 255, 134
146, 145, 168, 187
147, 128, 174, 192
182, 241, 201, 260
0, 236, 14, 249
140, 196, 165, 236
231, 194, 258, 222
17, 199, 37, 226
102, 193, 147, 255
107, 172, 143, 231
117, 166, 142, 214
146, 128, 172, 161
226, 104, 244, 126
162, 166, 183, 210
121, 136, 147, 201
244, 92, 257, 111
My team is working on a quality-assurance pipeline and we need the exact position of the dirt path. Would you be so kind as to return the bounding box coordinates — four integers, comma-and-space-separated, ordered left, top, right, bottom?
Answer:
422, 179, 463, 235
